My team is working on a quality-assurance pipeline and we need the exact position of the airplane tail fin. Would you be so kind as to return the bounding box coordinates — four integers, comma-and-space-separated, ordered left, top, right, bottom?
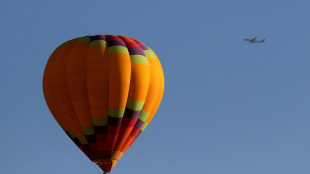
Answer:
262, 38, 265, 43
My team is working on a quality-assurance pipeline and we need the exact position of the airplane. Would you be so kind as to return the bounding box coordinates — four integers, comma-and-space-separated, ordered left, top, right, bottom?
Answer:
243, 37, 265, 43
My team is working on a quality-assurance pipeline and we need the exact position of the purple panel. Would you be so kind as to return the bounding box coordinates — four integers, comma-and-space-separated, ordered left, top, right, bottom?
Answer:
88, 35, 106, 41
128, 47, 146, 56
134, 119, 145, 129
124, 109, 141, 119
139, 43, 149, 50
107, 40, 126, 47
108, 117, 122, 126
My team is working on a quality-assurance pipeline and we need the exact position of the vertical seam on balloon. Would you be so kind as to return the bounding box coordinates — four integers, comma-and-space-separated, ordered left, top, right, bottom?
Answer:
43, 42, 73, 136
86, 35, 109, 155
49, 40, 79, 139
64, 37, 89, 146
121, 45, 154, 153
106, 35, 113, 157
148, 55, 165, 120
111, 35, 126, 155
115, 37, 151, 153
84, 36, 97, 152
108, 35, 133, 156
144, 55, 164, 129
106, 35, 127, 158
122, 46, 164, 154
106, 35, 111, 157
113, 36, 133, 153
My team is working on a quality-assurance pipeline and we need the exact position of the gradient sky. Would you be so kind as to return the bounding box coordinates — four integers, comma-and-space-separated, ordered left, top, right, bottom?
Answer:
1, 0, 310, 174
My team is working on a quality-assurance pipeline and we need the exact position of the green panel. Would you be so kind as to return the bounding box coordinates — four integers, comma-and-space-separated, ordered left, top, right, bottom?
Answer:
76, 37, 91, 42
67, 129, 76, 138
89, 40, 107, 47
77, 136, 88, 145
149, 48, 157, 57
141, 122, 149, 132
82, 126, 95, 135
108, 108, 125, 118
144, 50, 155, 59
108, 46, 129, 55
130, 55, 149, 65
127, 100, 145, 111
92, 116, 108, 126
139, 110, 150, 121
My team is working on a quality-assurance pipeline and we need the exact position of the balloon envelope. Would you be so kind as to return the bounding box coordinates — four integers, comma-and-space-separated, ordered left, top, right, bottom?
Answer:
43, 35, 164, 172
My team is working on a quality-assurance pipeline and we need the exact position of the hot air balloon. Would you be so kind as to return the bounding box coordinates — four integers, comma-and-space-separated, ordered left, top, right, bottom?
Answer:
43, 35, 164, 173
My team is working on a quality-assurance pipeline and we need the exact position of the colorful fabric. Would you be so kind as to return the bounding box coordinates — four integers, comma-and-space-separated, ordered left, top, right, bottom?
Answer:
43, 35, 165, 173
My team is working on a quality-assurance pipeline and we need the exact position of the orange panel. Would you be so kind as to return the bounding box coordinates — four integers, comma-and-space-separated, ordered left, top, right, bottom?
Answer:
43, 41, 76, 131
113, 127, 132, 151
46, 39, 85, 136
147, 56, 164, 123
140, 58, 162, 113
127, 64, 150, 101
119, 136, 134, 153
66, 41, 93, 128
87, 44, 109, 118
108, 53, 131, 109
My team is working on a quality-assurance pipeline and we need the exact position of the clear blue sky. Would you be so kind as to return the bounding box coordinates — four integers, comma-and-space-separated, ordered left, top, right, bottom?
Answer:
1, 0, 310, 174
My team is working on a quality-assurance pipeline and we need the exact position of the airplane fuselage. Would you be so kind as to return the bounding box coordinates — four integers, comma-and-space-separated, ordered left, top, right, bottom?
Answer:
244, 37, 265, 43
